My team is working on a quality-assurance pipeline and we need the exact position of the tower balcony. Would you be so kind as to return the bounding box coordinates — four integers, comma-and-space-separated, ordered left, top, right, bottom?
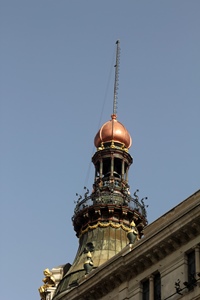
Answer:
72, 186, 147, 239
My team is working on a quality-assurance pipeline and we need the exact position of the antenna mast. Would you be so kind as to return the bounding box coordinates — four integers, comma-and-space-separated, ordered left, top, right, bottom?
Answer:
113, 40, 120, 116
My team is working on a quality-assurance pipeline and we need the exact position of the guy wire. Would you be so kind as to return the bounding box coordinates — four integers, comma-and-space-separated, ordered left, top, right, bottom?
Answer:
83, 48, 116, 191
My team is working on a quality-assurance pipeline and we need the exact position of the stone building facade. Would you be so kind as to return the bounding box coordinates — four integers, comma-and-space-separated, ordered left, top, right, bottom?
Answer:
41, 190, 200, 300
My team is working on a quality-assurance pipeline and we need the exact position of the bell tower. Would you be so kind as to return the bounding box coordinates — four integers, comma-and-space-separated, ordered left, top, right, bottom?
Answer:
52, 41, 148, 299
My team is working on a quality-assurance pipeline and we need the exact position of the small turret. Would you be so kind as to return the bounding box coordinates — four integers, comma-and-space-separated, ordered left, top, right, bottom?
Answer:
52, 41, 148, 299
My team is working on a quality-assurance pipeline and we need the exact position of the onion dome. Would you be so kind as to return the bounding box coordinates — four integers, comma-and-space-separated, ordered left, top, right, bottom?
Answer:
94, 114, 132, 150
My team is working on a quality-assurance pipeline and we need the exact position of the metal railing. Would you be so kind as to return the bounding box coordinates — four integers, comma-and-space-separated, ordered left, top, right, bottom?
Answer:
73, 187, 147, 219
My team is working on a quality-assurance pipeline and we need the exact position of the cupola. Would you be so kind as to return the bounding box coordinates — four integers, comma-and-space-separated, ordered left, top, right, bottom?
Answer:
94, 114, 132, 151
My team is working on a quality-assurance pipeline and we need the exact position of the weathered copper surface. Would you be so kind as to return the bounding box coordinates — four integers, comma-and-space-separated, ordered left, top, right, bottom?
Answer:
53, 226, 129, 296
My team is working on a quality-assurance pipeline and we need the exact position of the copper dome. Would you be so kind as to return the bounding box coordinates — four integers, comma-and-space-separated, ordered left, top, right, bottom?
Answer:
94, 114, 132, 149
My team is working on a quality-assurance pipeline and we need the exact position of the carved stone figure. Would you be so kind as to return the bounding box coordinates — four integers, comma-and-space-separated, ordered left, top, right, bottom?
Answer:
127, 221, 138, 250
83, 251, 94, 276
38, 268, 56, 300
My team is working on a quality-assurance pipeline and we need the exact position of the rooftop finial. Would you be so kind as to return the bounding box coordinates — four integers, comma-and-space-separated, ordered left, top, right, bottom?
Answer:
113, 40, 120, 117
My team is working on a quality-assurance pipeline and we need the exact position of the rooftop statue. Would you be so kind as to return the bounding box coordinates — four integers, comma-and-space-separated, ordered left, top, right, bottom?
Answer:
38, 269, 56, 300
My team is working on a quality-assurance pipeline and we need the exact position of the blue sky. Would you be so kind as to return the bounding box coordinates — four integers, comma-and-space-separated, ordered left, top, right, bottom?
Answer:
0, 1, 200, 299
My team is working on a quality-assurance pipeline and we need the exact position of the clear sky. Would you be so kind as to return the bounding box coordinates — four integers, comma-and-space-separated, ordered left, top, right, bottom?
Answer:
0, 1, 200, 299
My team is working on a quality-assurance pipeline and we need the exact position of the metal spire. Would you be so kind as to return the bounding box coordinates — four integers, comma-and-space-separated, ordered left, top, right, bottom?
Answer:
113, 40, 120, 116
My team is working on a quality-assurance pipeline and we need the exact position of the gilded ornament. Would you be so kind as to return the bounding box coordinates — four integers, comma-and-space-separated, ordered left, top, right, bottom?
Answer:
38, 268, 55, 300
83, 251, 94, 276
79, 220, 139, 237
127, 221, 139, 251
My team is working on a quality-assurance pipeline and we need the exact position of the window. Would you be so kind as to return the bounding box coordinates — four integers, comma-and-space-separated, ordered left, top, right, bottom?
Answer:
142, 273, 161, 300
154, 273, 161, 300
187, 250, 196, 290
142, 279, 149, 300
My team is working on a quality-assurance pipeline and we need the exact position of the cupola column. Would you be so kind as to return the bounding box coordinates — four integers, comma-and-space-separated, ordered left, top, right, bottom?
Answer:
100, 158, 103, 179
122, 159, 125, 180
125, 166, 129, 182
111, 155, 114, 176
95, 165, 99, 181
